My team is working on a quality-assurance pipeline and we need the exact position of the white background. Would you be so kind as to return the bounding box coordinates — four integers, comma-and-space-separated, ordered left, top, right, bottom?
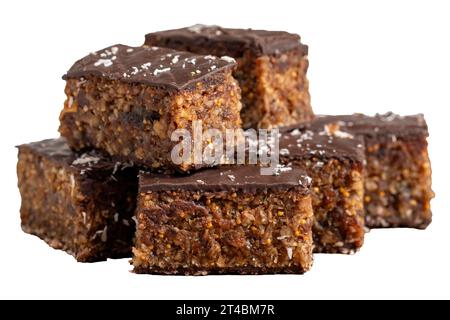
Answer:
0, 0, 449, 299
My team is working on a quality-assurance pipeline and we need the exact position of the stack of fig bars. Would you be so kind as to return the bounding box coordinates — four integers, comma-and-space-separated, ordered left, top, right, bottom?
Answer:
17, 25, 434, 275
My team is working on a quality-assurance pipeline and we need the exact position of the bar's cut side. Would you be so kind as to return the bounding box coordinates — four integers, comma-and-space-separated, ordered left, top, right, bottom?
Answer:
133, 166, 313, 275
59, 44, 242, 172
17, 139, 138, 262
145, 25, 313, 129
306, 113, 433, 228
279, 127, 366, 253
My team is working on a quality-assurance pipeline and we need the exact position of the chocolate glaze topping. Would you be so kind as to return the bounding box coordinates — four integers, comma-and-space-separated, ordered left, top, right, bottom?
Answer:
145, 25, 308, 57
17, 138, 130, 173
282, 113, 428, 138
312, 113, 429, 137
63, 44, 236, 90
140, 166, 311, 193
279, 129, 366, 163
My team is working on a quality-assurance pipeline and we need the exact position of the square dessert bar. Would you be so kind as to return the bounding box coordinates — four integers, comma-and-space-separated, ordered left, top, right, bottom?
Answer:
59, 44, 242, 172
17, 139, 137, 262
309, 113, 433, 228
145, 25, 314, 129
133, 166, 313, 275
279, 128, 366, 253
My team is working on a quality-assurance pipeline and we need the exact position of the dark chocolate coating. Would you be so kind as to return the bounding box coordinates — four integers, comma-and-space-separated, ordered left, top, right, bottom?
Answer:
17, 138, 128, 174
63, 44, 236, 90
279, 129, 366, 163
314, 113, 428, 137
145, 25, 308, 57
282, 113, 428, 138
140, 166, 311, 193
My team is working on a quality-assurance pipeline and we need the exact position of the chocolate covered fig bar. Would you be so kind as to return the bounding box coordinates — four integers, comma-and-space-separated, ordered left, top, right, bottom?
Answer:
17, 139, 137, 262
133, 166, 313, 275
59, 44, 242, 172
302, 113, 433, 229
145, 25, 313, 129
278, 128, 366, 253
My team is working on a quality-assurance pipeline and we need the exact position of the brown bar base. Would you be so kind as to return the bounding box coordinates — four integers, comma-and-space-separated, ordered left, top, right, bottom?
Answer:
17, 139, 137, 262
133, 166, 314, 275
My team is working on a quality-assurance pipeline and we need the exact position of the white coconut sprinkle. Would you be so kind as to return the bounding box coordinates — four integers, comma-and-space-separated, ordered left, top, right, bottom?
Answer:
94, 58, 113, 67
141, 62, 152, 70
153, 67, 171, 76
287, 247, 293, 260
220, 56, 235, 63
130, 66, 139, 75
171, 55, 180, 64
333, 130, 354, 139
72, 155, 100, 166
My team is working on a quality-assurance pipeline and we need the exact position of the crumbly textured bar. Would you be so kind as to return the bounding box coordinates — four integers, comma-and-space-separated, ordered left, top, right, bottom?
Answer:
59, 44, 242, 172
145, 25, 313, 129
299, 113, 433, 229
279, 128, 366, 253
133, 166, 313, 275
17, 139, 137, 262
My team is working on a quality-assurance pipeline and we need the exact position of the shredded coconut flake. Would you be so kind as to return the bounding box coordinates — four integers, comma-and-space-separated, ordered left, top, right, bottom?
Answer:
333, 130, 354, 139
72, 155, 100, 166
171, 55, 180, 64
287, 247, 293, 260
273, 164, 292, 176
130, 66, 139, 75
153, 67, 171, 76
94, 58, 113, 67
220, 56, 235, 63
141, 62, 152, 70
